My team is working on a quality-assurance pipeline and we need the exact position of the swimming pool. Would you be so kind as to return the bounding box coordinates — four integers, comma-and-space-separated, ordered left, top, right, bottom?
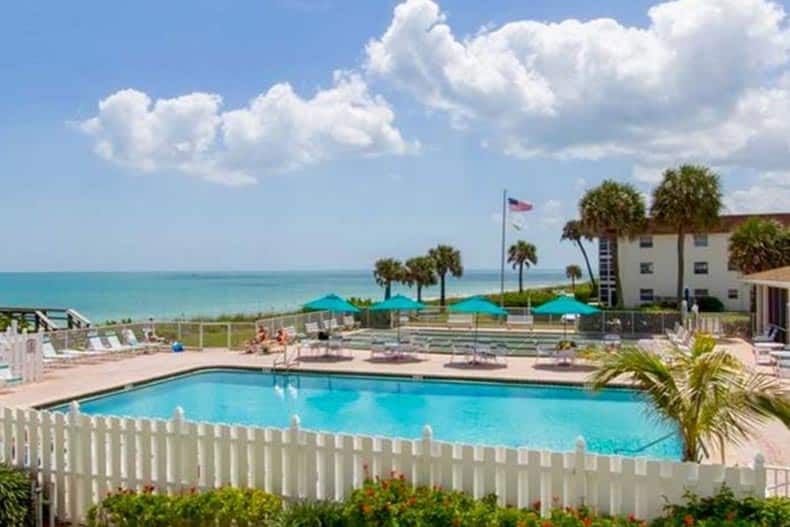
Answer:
53, 369, 682, 459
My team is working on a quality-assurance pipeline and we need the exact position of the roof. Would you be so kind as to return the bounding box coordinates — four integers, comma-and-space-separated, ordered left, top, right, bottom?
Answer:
632, 213, 790, 236
742, 266, 790, 286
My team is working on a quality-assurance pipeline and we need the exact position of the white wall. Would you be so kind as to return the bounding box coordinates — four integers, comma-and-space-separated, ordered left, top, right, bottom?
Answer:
618, 233, 749, 311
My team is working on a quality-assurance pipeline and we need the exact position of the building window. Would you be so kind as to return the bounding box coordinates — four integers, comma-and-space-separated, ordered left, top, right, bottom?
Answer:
693, 234, 708, 247
728, 289, 739, 300
640, 262, 654, 274
694, 288, 709, 298
694, 262, 709, 275
640, 289, 654, 302
639, 236, 653, 248
728, 259, 738, 272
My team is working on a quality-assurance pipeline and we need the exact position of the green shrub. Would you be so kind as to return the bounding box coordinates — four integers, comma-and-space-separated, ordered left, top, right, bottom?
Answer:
695, 296, 725, 313
279, 500, 346, 527
87, 486, 282, 527
0, 464, 32, 527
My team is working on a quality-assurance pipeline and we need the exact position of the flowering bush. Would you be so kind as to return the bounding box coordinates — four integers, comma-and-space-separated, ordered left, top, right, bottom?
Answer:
0, 463, 32, 527
84, 477, 789, 527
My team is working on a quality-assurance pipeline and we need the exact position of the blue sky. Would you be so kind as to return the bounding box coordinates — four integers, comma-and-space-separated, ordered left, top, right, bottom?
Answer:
2, 0, 790, 272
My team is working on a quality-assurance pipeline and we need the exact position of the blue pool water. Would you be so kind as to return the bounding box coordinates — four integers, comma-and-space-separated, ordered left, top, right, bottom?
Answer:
55, 370, 682, 459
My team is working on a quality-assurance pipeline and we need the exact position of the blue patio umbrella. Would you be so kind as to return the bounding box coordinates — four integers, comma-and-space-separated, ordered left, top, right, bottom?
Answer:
532, 295, 600, 337
370, 294, 426, 341
449, 296, 507, 348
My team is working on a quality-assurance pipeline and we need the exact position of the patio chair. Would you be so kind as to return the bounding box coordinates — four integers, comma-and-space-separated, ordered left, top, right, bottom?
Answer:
753, 344, 779, 366
0, 364, 22, 387
753, 325, 778, 343
342, 315, 359, 330
555, 346, 576, 366
86, 332, 113, 354
122, 328, 157, 353
506, 314, 533, 331
105, 331, 134, 353
480, 342, 508, 365
776, 359, 790, 378
603, 333, 621, 349
41, 337, 88, 364
304, 322, 320, 338
534, 343, 555, 364
448, 343, 472, 364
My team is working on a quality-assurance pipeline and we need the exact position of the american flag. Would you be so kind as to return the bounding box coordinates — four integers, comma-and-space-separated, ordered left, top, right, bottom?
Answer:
508, 197, 533, 212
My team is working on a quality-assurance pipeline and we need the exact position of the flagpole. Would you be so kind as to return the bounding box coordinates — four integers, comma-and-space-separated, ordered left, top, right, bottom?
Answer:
499, 189, 507, 307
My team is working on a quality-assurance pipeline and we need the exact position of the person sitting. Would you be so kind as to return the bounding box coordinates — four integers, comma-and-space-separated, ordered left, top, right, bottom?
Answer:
276, 328, 288, 346
244, 327, 270, 354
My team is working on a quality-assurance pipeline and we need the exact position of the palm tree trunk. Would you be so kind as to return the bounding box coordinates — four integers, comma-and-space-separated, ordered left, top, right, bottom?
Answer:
385, 282, 391, 300
577, 240, 597, 292
571, 276, 576, 292
417, 284, 422, 303
518, 264, 524, 293
676, 227, 685, 303
439, 274, 446, 306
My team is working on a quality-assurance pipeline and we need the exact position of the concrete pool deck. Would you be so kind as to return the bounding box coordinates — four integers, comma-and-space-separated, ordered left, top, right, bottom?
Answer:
1, 338, 788, 467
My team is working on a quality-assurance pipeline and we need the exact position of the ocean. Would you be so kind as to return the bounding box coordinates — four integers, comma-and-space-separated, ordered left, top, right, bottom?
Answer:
0, 269, 567, 323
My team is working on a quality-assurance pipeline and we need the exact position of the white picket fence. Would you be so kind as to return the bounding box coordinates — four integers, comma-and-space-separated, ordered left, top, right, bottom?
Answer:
0, 404, 772, 525
0, 330, 43, 384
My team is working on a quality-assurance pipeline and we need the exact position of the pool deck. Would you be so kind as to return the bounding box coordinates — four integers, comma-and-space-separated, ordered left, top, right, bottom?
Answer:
1, 338, 788, 467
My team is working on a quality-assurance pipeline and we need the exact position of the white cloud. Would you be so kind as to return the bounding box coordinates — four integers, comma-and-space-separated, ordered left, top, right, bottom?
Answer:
540, 199, 564, 226
724, 172, 790, 213
632, 165, 664, 184
80, 73, 414, 185
366, 0, 790, 171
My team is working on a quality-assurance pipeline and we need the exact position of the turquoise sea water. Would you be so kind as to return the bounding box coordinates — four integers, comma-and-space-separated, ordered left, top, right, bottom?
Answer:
58, 370, 682, 459
0, 269, 566, 322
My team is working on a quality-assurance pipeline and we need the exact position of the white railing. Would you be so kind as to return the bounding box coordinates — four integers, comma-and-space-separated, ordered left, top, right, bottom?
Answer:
0, 330, 43, 384
767, 465, 790, 497
0, 404, 769, 525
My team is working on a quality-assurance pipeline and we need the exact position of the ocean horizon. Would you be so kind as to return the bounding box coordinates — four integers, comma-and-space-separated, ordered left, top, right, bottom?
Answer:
0, 269, 569, 323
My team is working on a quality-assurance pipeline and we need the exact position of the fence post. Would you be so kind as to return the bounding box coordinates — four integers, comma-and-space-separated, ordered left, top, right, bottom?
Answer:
227, 323, 232, 350
421, 425, 433, 486
199, 324, 204, 350
288, 415, 301, 498
171, 407, 184, 493
177, 322, 182, 341
602, 311, 606, 333
575, 436, 586, 507
68, 401, 81, 527
754, 453, 766, 498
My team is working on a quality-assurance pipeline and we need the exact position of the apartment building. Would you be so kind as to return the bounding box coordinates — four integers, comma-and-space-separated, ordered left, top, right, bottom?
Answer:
598, 213, 790, 310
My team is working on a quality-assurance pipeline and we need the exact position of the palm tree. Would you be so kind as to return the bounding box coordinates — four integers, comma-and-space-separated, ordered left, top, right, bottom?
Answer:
507, 241, 538, 293
565, 264, 582, 292
651, 165, 723, 303
404, 256, 437, 302
428, 244, 463, 306
579, 180, 646, 308
588, 335, 790, 463
729, 217, 790, 275
373, 258, 404, 300
561, 220, 597, 293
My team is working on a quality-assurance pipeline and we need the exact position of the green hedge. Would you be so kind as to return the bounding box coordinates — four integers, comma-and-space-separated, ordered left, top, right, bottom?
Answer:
0, 464, 32, 527
85, 478, 790, 527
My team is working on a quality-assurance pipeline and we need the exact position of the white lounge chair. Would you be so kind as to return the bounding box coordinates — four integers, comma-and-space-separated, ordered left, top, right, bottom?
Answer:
603, 333, 622, 349
506, 314, 533, 331
753, 325, 779, 343
105, 331, 134, 353
304, 322, 320, 338
447, 314, 474, 329
775, 359, 790, 378
0, 364, 22, 387
480, 342, 508, 365
448, 343, 472, 364
342, 315, 359, 330
535, 343, 555, 364
122, 329, 156, 352
42, 336, 101, 363
322, 319, 341, 333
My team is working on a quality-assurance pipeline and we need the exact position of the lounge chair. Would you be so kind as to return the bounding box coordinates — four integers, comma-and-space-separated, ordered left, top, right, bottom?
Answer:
555, 346, 576, 366
105, 331, 134, 353
753, 325, 779, 343
534, 343, 555, 364
304, 322, 320, 338
122, 329, 157, 352
603, 333, 622, 349
506, 314, 534, 331
41, 337, 95, 363
753, 344, 781, 365
0, 364, 22, 387
448, 343, 472, 364
342, 315, 359, 330
447, 314, 474, 329
776, 359, 790, 378
322, 319, 341, 333
480, 342, 508, 365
